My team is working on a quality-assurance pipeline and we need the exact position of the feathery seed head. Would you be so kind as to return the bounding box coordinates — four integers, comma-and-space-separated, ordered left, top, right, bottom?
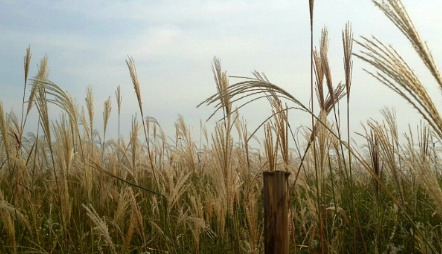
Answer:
342, 22, 353, 99
126, 57, 143, 116
24, 46, 31, 85
85, 86, 94, 135
103, 97, 112, 135
115, 85, 122, 114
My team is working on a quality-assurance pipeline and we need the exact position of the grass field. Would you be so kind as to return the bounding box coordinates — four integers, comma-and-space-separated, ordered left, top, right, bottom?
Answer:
1, 0, 441, 253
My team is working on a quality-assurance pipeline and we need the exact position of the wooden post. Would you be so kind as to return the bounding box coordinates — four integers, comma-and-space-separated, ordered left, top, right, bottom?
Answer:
263, 170, 290, 254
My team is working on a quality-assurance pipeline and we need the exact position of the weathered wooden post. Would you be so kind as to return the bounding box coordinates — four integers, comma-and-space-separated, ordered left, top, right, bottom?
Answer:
263, 170, 290, 254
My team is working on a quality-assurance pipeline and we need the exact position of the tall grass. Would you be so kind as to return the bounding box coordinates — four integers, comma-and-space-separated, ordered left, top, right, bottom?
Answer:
0, 0, 441, 253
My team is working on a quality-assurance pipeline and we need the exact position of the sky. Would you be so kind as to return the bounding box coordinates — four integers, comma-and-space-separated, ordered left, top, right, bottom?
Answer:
0, 0, 441, 146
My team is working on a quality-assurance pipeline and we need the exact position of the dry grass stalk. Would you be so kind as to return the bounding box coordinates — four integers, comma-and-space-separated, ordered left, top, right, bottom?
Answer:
200, 70, 308, 121
32, 57, 62, 190
126, 58, 143, 117
309, 0, 314, 27
264, 123, 277, 171
35, 80, 79, 132
356, 37, 442, 138
343, 23, 354, 202
419, 160, 442, 220
102, 97, 112, 159
362, 118, 406, 219
244, 184, 261, 252
0, 204, 16, 253
373, 0, 442, 87
83, 204, 117, 254
103, 97, 112, 138
342, 23, 353, 100
0, 191, 33, 253
36, 79, 83, 161
367, 129, 381, 198
19, 47, 32, 149
115, 86, 122, 154
130, 117, 139, 175
314, 49, 325, 110
212, 57, 232, 122
54, 116, 73, 226
0, 194, 32, 232
235, 118, 251, 170
23, 47, 31, 86
319, 28, 335, 104
164, 169, 191, 210
405, 127, 442, 219
126, 57, 157, 183
0, 102, 10, 166
115, 86, 122, 114
175, 116, 197, 171
113, 187, 130, 226
80, 107, 90, 146
316, 111, 329, 175
309, 84, 346, 143
25, 55, 47, 118
85, 87, 94, 142
357, 0, 442, 138
127, 188, 145, 245
270, 97, 289, 170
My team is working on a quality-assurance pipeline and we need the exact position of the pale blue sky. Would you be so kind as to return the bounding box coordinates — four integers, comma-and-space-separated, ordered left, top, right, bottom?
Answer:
0, 0, 441, 143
